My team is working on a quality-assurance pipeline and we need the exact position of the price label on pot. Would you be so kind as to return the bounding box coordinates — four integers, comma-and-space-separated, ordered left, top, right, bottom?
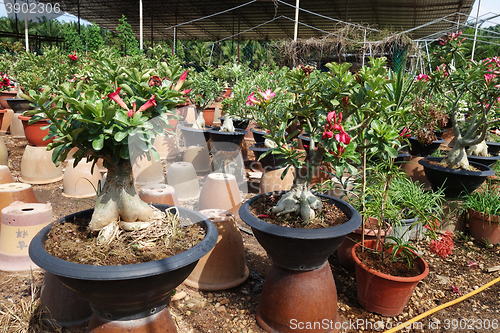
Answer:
0, 224, 48, 255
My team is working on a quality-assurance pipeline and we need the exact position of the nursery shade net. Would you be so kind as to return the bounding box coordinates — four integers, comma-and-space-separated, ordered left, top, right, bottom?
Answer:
38, 0, 475, 40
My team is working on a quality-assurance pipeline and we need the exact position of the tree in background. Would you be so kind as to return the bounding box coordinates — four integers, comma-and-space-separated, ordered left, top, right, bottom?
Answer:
116, 15, 140, 56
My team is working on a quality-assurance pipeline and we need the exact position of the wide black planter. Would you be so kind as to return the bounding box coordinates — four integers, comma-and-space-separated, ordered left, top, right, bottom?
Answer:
239, 192, 361, 333
418, 157, 495, 197
29, 205, 218, 332
249, 142, 286, 169
408, 136, 445, 156
207, 127, 247, 151
486, 141, 500, 156
467, 154, 500, 167
250, 126, 267, 143
178, 122, 210, 146
219, 117, 250, 130
6, 97, 33, 113
239, 192, 361, 271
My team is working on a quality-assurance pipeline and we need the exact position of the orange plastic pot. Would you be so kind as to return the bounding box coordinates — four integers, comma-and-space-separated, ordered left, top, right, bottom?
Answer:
0, 91, 17, 109
468, 209, 500, 245
203, 107, 216, 126
18, 115, 54, 147
336, 217, 392, 272
352, 239, 429, 317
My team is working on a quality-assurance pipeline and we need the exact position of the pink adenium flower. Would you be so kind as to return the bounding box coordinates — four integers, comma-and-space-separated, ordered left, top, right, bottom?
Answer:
137, 95, 156, 112
173, 70, 188, 91
259, 89, 276, 101
107, 87, 129, 110
416, 73, 430, 82
246, 92, 258, 106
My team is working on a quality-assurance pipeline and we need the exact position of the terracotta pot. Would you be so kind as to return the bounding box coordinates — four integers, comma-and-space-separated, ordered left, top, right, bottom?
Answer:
183, 145, 211, 173
0, 165, 15, 184
139, 184, 179, 206
0, 91, 17, 109
0, 137, 8, 166
63, 159, 103, 198
166, 162, 200, 200
18, 115, 54, 147
352, 239, 429, 317
468, 209, 500, 244
198, 173, 242, 215
0, 202, 52, 271
259, 166, 294, 194
10, 112, 25, 138
239, 193, 362, 332
132, 153, 165, 187
0, 109, 13, 133
203, 107, 216, 126
19, 145, 63, 184
401, 155, 432, 189
336, 217, 392, 272
0, 109, 5, 128
184, 209, 249, 290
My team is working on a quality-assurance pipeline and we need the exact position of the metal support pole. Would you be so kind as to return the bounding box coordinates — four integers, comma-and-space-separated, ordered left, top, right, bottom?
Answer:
425, 41, 431, 72
293, 0, 300, 41
24, 0, 28, 51
173, 26, 176, 56
362, 28, 366, 67
471, 0, 481, 61
77, 0, 81, 35
139, 0, 143, 50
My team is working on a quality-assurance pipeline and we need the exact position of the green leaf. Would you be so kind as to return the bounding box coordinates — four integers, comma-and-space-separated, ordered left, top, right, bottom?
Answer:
114, 131, 128, 142
92, 135, 105, 151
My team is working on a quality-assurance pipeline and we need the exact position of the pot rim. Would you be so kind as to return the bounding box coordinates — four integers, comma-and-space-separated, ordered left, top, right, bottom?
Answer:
468, 208, 500, 224
409, 136, 445, 145
29, 205, 218, 281
418, 157, 495, 177
207, 127, 247, 136
239, 191, 362, 240
351, 239, 429, 282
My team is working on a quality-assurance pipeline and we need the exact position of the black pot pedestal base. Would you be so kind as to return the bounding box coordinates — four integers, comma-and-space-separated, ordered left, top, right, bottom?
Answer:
86, 306, 177, 333
256, 262, 340, 333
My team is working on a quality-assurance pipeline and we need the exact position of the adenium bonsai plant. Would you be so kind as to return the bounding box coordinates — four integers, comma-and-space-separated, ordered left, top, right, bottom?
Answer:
21, 59, 189, 243
187, 68, 224, 129
431, 31, 500, 169
245, 64, 357, 224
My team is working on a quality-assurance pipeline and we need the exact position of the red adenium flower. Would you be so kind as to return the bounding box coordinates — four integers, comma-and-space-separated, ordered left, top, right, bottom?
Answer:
69, 50, 78, 61
107, 87, 129, 110
173, 70, 188, 91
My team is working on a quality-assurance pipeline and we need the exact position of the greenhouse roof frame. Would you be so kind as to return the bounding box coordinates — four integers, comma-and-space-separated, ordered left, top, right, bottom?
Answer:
41, 0, 476, 41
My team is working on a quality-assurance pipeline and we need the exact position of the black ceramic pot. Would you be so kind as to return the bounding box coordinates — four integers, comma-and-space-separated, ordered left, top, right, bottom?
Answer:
239, 192, 362, 271
467, 154, 500, 167
408, 136, 445, 156
29, 205, 218, 329
6, 98, 33, 113
218, 117, 250, 130
418, 157, 494, 197
178, 122, 210, 146
486, 141, 500, 156
207, 127, 247, 151
249, 142, 286, 169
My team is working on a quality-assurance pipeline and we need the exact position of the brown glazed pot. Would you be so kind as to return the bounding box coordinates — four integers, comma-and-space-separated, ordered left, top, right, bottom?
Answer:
468, 209, 500, 245
352, 239, 429, 317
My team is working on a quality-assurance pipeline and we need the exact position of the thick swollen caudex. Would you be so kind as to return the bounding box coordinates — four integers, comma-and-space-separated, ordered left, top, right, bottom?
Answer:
220, 115, 235, 132
467, 140, 488, 157
89, 160, 154, 231
192, 110, 205, 129
442, 146, 471, 170
271, 178, 322, 224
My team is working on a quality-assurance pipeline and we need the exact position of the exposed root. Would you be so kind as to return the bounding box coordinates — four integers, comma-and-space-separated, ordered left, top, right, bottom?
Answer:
272, 189, 322, 224
97, 206, 181, 247
467, 140, 489, 157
